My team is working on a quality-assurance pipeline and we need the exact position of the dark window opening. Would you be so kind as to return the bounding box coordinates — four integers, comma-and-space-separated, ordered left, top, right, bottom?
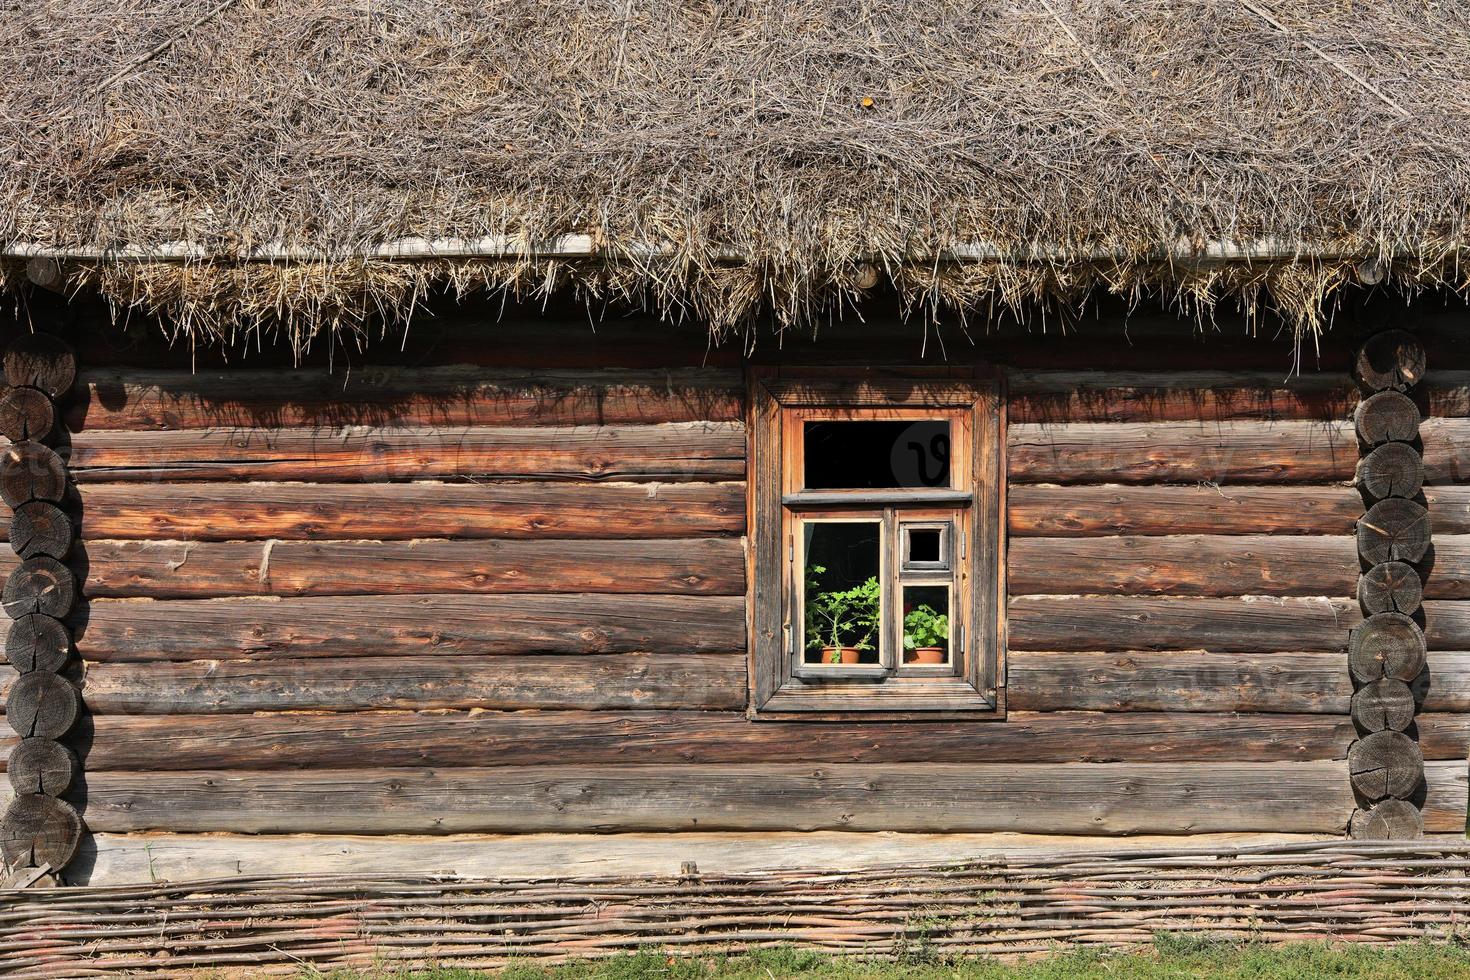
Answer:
802, 521, 881, 665
803, 420, 951, 489
907, 527, 942, 564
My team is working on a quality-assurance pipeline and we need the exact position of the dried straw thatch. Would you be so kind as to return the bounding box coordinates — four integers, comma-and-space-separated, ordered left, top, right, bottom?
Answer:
2, 0, 1468, 345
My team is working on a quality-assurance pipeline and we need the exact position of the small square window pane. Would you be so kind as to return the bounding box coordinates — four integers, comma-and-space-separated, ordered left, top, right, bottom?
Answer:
803, 420, 951, 489
908, 529, 942, 564
902, 585, 950, 666
802, 521, 881, 665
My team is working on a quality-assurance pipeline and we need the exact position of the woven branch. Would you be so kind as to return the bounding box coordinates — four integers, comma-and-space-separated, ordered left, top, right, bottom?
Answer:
5, 841, 1470, 977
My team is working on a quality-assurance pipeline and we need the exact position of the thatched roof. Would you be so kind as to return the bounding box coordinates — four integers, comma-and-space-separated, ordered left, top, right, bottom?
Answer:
3, 0, 1468, 345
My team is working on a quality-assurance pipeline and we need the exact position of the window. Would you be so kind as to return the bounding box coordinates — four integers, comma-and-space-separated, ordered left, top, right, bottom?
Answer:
748, 369, 1004, 718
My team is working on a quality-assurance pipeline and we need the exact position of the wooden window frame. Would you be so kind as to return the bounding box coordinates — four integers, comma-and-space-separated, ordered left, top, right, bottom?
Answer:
747, 367, 1006, 720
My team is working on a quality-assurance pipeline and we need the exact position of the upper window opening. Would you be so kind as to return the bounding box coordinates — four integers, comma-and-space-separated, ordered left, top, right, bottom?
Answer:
802, 420, 951, 489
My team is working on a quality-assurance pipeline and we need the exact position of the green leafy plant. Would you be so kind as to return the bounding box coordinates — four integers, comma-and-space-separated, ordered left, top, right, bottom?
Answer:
804, 565, 880, 660
902, 604, 949, 651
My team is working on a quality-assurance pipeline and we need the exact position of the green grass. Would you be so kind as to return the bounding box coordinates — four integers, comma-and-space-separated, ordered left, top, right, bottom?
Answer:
302, 938, 1470, 980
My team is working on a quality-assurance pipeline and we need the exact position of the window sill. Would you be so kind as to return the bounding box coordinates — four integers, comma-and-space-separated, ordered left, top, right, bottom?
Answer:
792, 664, 889, 681
753, 677, 1004, 721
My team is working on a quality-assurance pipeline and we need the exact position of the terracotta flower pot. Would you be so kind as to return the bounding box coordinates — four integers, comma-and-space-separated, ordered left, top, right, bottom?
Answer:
822, 646, 863, 664
911, 646, 945, 664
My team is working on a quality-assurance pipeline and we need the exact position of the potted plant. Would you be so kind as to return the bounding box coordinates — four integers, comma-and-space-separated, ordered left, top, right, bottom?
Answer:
903, 604, 949, 664
804, 566, 880, 664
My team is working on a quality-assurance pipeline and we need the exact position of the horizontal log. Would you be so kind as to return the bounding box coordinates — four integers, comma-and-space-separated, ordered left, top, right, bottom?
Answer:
76, 653, 746, 714
8, 538, 745, 598
76, 594, 746, 661
1008, 651, 1351, 712
1007, 369, 1470, 424
48, 713, 1470, 773
71, 710, 1364, 771
72, 649, 1470, 718
1423, 601, 1470, 648
1006, 371, 1355, 424
1424, 761, 1468, 835
76, 762, 1358, 835
1007, 420, 1359, 484
1008, 536, 1356, 596
1416, 715, 1470, 759
1007, 596, 1359, 652
1008, 418, 1470, 485
66, 367, 744, 431
1008, 486, 1362, 537
1418, 371, 1470, 417
62, 423, 746, 483
79, 829, 1343, 884
1009, 534, 1470, 601
0, 481, 746, 540
1011, 650, 1470, 713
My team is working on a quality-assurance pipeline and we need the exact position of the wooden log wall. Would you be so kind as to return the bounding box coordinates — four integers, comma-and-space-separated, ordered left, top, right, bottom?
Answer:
0, 335, 83, 886
1347, 331, 1432, 839
1002, 317, 1470, 842
1, 310, 1467, 882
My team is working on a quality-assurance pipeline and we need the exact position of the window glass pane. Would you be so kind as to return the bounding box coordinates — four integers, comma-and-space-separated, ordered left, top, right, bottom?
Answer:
802, 521, 881, 665
803, 420, 951, 489
908, 528, 942, 564
902, 585, 950, 666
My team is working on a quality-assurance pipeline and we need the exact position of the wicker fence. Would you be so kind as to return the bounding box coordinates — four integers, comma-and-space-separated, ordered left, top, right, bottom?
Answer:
5, 840, 1470, 978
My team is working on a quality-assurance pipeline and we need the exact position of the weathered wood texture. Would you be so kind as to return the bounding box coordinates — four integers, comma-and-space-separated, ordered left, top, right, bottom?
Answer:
77, 367, 1385, 430
65, 650, 1470, 717
0, 792, 81, 868
0, 385, 54, 442
6, 737, 76, 795
0, 538, 745, 598
1012, 598, 1470, 662
74, 653, 747, 713
64, 423, 747, 482
1009, 485, 1470, 537
1350, 799, 1424, 840
8, 500, 73, 560
1351, 679, 1417, 732
39, 356, 1470, 852
1007, 418, 1470, 485
0, 481, 746, 540
1357, 561, 1423, 615
1007, 371, 1355, 423
4, 334, 76, 397
1009, 533, 1470, 598
1008, 596, 1360, 651
77, 594, 745, 661
76, 762, 1359, 835
1009, 369, 1470, 423
0, 440, 66, 508
1348, 730, 1424, 801
67, 367, 744, 430
76, 830, 1345, 884
1008, 536, 1357, 596
59, 711, 1381, 770
1006, 652, 1354, 713
1354, 390, 1420, 445
5, 613, 70, 672
4, 671, 81, 737
28, 710, 1465, 778
1354, 330, 1427, 392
